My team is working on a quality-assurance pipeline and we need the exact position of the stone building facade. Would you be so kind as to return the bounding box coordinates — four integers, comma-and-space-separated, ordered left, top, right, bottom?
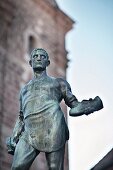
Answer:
0, 0, 74, 169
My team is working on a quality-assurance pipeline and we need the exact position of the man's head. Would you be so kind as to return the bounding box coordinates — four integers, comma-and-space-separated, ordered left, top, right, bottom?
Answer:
29, 48, 50, 71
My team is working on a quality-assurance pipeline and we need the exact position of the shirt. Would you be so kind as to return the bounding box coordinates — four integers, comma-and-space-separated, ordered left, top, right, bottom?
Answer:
19, 75, 77, 152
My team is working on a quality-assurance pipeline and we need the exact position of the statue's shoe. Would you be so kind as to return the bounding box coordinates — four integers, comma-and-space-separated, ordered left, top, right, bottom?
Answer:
69, 96, 103, 116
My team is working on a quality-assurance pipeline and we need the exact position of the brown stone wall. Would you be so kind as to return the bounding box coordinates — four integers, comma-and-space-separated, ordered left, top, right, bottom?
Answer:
0, 0, 74, 169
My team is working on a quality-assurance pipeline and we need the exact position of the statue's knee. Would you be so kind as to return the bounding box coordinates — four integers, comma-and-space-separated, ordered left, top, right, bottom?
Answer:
11, 163, 24, 170
49, 163, 57, 170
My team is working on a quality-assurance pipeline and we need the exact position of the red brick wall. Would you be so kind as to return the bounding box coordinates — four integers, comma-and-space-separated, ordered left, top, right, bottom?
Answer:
0, 0, 74, 169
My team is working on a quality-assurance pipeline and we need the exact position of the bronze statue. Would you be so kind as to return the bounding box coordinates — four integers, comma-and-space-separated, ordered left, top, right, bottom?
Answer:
6, 48, 103, 170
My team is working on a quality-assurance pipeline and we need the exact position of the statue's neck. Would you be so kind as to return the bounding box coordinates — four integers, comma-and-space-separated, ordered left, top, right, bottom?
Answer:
33, 70, 47, 79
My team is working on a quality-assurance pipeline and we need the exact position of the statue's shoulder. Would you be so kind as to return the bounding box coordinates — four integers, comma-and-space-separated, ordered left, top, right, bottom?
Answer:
26, 80, 33, 86
47, 75, 57, 82
20, 80, 33, 94
56, 77, 66, 83
47, 76, 65, 84
46, 76, 63, 86
56, 77, 70, 87
46, 76, 71, 89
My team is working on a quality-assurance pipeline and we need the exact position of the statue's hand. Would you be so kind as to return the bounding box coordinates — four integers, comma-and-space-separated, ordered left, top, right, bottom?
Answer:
6, 137, 17, 155
69, 96, 103, 116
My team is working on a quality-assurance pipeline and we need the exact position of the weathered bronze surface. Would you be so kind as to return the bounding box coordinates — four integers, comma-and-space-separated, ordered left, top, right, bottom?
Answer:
6, 48, 103, 170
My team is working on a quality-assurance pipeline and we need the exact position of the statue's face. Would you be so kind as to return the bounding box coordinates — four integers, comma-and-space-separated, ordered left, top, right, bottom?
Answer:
31, 50, 49, 71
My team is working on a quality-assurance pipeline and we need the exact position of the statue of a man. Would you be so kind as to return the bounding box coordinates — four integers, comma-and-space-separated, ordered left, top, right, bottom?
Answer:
6, 48, 103, 170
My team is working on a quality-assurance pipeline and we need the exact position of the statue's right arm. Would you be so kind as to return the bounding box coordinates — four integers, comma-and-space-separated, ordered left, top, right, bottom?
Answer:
6, 89, 25, 155
58, 78, 103, 117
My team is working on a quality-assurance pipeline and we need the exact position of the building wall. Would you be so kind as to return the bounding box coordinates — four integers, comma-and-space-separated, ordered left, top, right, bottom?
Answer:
0, 0, 74, 169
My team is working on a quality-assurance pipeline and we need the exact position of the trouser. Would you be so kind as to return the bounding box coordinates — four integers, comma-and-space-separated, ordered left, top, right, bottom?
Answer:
11, 138, 65, 170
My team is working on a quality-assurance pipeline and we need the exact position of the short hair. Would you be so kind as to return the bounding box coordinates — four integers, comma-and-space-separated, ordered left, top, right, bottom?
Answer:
30, 48, 49, 59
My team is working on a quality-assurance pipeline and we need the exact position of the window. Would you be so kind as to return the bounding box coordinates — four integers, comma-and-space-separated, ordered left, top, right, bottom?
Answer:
28, 35, 36, 54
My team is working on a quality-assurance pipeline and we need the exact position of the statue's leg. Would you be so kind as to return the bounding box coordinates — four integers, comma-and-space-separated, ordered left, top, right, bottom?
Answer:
11, 138, 40, 170
45, 145, 65, 170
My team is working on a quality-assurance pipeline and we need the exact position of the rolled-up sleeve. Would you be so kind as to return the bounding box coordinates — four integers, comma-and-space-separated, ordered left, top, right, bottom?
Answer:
58, 78, 78, 108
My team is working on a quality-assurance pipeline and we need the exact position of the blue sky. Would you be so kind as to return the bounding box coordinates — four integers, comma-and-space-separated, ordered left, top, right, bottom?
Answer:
56, 0, 113, 169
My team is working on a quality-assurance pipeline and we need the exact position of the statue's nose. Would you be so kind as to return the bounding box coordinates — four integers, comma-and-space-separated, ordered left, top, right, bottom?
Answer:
37, 55, 41, 60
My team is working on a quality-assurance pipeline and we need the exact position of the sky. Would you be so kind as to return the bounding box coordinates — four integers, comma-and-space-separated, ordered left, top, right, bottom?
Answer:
56, 0, 113, 170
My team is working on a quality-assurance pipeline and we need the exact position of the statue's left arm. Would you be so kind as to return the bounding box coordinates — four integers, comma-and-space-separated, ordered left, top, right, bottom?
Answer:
6, 89, 25, 155
59, 78, 103, 117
